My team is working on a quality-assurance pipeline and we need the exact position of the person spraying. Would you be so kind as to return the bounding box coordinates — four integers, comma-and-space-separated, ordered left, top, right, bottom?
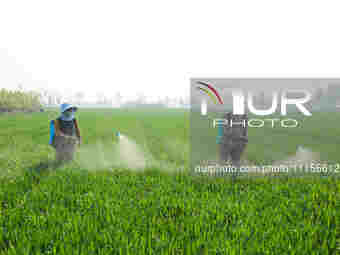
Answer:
50, 103, 82, 162
217, 112, 248, 178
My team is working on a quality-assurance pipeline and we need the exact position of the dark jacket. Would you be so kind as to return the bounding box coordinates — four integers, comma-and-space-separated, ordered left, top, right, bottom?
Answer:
221, 113, 248, 144
54, 117, 81, 138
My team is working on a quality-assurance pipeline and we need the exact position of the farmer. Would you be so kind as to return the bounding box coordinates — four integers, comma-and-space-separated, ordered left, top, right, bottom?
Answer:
52, 103, 81, 163
219, 112, 248, 176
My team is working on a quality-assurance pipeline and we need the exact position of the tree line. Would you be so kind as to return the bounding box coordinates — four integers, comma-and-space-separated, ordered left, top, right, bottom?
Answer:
0, 88, 42, 112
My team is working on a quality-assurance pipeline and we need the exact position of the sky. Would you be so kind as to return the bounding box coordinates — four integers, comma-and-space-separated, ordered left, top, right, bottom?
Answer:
1, 0, 340, 102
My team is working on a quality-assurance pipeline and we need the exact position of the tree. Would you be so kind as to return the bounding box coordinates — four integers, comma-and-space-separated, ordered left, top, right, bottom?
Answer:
184, 95, 190, 105
164, 96, 170, 107
96, 91, 105, 104
314, 87, 323, 101
115, 92, 122, 106
51, 90, 63, 105
179, 96, 185, 106
75, 91, 85, 105
259, 91, 265, 107
17, 83, 24, 92
136, 92, 147, 104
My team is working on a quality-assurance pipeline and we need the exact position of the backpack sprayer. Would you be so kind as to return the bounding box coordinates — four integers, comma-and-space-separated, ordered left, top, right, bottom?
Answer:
204, 114, 224, 145
216, 122, 223, 145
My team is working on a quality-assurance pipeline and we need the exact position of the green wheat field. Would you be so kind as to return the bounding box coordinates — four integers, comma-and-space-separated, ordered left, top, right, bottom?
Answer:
0, 108, 339, 254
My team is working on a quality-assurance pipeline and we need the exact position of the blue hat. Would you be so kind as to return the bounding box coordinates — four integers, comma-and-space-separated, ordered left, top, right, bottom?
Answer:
60, 103, 78, 113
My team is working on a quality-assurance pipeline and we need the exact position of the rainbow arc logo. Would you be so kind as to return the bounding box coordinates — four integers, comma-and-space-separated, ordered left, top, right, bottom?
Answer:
196, 81, 224, 105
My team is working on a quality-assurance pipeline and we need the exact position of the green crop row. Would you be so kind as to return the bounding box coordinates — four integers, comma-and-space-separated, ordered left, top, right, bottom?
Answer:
0, 109, 339, 254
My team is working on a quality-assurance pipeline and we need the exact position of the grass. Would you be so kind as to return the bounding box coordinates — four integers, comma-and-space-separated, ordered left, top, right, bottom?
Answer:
0, 109, 339, 254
